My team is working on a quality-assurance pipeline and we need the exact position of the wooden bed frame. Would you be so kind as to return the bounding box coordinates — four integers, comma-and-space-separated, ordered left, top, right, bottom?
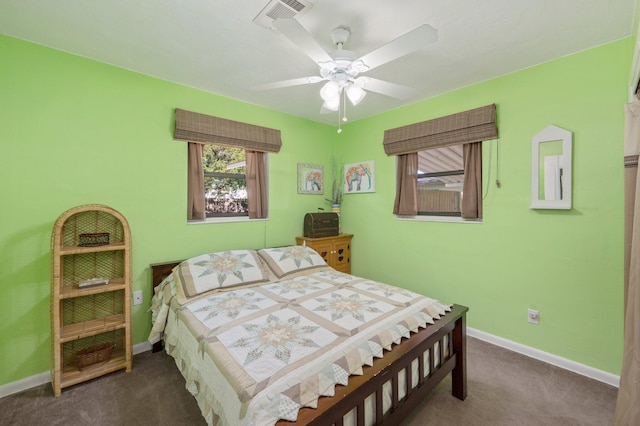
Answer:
151, 261, 468, 426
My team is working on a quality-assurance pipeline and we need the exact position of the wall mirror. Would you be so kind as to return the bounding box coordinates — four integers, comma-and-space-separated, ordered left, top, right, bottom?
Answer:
531, 125, 572, 209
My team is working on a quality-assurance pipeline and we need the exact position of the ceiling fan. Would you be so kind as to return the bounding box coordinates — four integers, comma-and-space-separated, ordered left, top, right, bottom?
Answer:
254, 18, 438, 115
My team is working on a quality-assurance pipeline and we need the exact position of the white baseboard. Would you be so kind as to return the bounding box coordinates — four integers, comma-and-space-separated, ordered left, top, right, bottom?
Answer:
1, 333, 620, 398
133, 341, 152, 355
467, 327, 620, 387
0, 341, 152, 399
0, 371, 51, 399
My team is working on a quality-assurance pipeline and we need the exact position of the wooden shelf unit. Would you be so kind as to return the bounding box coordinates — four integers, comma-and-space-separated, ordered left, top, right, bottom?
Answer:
296, 234, 353, 274
60, 350, 127, 389
50, 205, 132, 396
59, 242, 127, 255
60, 314, 127, 342
60, 279, 126, 299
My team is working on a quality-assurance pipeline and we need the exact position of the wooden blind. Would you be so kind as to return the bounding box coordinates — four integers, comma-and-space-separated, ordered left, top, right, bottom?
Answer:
174, 108, 282, 153
626, 155, 639, 168
383, 104, 497, 155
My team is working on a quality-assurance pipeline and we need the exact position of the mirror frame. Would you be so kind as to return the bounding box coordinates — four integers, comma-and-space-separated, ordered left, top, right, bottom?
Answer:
530, 125, 572, 210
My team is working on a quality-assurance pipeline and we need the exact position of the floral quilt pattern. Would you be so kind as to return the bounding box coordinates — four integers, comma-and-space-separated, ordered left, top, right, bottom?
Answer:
176, 250, 269, 297
261, 276, 331, 299
193, 252, 256, 284
188, 288, 277, 330
257, 246, 328, 278
160, 269, 451, 426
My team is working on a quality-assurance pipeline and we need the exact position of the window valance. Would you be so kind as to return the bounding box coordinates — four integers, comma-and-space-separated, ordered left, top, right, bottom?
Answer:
174, 108, 282, 153
383, 104, 497, 156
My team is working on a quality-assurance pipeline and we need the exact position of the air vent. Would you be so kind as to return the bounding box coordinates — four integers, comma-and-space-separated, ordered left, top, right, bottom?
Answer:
279, 0, 307, 13
253, 0, 312, 31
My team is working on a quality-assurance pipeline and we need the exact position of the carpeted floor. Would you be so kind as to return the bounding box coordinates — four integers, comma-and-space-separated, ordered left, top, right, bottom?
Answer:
0, 337, 617, 426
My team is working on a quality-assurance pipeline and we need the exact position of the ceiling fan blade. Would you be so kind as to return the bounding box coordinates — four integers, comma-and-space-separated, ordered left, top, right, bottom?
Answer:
252, 76, 322, 91
357, 24, 437, 71
273, 18, 334, 65
364, 78, 417, 100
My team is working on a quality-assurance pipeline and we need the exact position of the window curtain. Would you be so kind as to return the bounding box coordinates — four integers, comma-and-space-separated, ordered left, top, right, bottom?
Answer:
174, 108, 281, 221
246, 150, 268, 219
384, 105, 496, 218
613, 100, 640, 425
174, 108, 282, 153
461, 142, 482, 219
383, 104, 497, 156
187, 142, 205, 221
393, 153, 419, 215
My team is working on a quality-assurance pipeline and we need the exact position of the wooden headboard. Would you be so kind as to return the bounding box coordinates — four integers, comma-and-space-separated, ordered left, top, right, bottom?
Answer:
149, 260, 183, 353
150, 260, 182, 289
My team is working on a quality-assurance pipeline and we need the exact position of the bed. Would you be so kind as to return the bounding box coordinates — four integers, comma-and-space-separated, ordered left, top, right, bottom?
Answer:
149, 246, 468, 426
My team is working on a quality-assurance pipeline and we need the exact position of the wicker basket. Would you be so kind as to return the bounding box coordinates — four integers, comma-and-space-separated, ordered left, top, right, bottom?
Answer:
76, 343, 115, 370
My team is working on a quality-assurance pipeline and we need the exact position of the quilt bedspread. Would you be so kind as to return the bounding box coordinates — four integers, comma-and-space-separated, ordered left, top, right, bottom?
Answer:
151, 268, 450, 426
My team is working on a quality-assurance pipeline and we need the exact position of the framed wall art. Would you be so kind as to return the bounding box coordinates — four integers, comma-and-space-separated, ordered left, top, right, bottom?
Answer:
297, 163, 324, 194
344, 160, 375, 193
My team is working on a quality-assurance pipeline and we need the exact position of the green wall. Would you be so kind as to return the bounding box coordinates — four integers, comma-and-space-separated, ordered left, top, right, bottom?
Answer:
337, 38, 630, 375
0, 31, 631, 388
0, 35, 335, 385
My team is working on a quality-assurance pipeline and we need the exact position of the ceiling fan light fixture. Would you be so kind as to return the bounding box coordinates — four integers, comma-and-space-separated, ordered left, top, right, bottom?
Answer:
346, 83, 366, 106
320, 81, 340, 102
323, 97, 340, 111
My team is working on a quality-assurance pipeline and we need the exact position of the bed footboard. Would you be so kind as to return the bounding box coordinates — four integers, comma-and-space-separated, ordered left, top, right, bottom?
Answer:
277, 304, 468, 426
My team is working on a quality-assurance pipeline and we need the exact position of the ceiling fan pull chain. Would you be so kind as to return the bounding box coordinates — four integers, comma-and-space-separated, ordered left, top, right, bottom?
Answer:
337, 91, 343, 133
342, 91, 348, 122
338, 89, 347, 123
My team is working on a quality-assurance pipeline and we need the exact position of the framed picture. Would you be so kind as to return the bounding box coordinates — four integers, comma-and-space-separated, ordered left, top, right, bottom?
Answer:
344, 160, 375, 193
297, 163, 324, 194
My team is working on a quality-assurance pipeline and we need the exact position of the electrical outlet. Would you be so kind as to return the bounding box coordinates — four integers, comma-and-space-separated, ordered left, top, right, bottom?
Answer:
133, 290, 143, 306
528, 308, 539, 325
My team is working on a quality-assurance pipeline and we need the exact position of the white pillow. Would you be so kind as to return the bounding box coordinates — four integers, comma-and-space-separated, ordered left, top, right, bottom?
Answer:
174, 250, 269, 298
257, 245, 328, 279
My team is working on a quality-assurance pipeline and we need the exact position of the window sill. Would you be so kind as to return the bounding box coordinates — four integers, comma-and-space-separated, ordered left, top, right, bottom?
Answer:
395, 215, 482, 224
188, 216, 267, 225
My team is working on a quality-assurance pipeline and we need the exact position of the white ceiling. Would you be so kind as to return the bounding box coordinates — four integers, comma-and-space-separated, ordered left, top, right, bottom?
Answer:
0, 0, 635, 125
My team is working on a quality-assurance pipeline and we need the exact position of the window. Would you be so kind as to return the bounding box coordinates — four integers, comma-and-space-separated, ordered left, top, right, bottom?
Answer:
174, 108, 281, 221
395, 143, 482, 220
383, 104, 496, 220
202, 145, 248, 217
417, 144, 465, 217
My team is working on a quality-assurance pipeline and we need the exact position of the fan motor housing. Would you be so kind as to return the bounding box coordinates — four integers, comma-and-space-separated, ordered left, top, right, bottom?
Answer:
330, 26, 351, 46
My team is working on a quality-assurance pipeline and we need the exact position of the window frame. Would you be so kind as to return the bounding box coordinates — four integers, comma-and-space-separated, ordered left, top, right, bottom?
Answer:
187, 146, 270, 224
396, 214, 482, 224
176, 109, 279, 224
383, 104, 495, 223
393, 143, 483, 223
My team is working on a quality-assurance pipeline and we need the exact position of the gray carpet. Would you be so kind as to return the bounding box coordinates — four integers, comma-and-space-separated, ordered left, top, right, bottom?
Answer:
0, 337, 617, 426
